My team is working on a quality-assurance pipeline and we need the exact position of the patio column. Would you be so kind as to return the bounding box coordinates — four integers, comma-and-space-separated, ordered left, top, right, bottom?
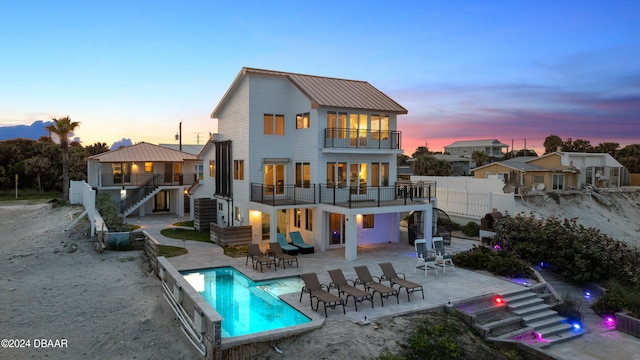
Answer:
344, 214, 358, 261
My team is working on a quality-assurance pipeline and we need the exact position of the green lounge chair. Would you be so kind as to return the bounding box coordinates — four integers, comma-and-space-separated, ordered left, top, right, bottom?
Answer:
277, 233, 299, 255
289, 231, 314, 254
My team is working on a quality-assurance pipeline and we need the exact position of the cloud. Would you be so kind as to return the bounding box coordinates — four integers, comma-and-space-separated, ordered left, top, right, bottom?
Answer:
111, 138, 133, 150
0, 120, 53, 141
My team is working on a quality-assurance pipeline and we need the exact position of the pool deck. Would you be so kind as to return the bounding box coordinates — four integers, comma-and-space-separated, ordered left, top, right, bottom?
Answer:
132, 214, 640, 360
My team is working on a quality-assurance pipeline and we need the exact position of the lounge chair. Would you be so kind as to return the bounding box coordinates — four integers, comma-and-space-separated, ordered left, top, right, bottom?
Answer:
247, 244, 276, 272
269, 241, 298, 269
328, 269, 374, 311
276, 233, 299, 255
379, 262, 424, 302
433, 237, 455, 273
413, 239, 438, 277
353, 265, 399, 307
300, 273, 345, 317
289, 231, 314, 254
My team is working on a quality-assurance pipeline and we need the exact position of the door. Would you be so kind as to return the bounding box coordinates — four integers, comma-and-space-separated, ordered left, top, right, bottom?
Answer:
153, 190, 169, 212
328, 213, 345, 247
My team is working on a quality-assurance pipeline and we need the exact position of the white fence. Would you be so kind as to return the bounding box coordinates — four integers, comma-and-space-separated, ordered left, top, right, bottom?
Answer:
411, 176, 514, 220
70, 180, 100, 236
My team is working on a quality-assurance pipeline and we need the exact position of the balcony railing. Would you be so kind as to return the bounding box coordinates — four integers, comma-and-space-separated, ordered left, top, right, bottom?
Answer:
324, 128, 401, 150
100, 173, 198, 187
251, 183, 316, 206
319, 181, 435, 208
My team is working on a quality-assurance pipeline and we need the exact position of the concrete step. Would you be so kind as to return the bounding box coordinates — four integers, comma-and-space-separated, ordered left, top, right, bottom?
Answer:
503, 291, 537, 303
538, 322, 574, 338
521, 309, 559, 323
538, 329, 584, 348
508, 297, 544, 310
513, 303, 553, 317
479, 316, 524, 338
527, 315, 566, 331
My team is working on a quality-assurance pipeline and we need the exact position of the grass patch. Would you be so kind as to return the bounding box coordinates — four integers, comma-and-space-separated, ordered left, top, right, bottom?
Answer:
160, 228, 211, 242
173, 220, 194, 227
224, 245, 248, 258
0, 190, 60, 202
158, 245, 189, 258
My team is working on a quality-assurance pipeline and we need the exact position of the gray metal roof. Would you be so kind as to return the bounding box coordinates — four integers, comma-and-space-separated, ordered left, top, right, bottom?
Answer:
159, 144, 203, 156
88, 142, 198, 162
211, 67, 407, 117
444, 139, 508, 148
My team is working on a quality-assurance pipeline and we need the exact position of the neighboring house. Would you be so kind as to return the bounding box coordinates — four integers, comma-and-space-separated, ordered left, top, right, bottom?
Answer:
472, 152, 627, 192
432, 154, 475, 176
190, 67, 435, 260
444, 139, 508, 158
87, 142, 200, 217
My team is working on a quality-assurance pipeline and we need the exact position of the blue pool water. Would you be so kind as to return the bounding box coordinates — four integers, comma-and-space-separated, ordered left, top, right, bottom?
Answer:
180, 267, 310, 338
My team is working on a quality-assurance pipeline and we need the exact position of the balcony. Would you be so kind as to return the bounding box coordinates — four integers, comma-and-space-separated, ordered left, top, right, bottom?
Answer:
251, 183, 316, 206
100, 173, 198, 187
319, 181, 436, 209
324, 129, 401, 150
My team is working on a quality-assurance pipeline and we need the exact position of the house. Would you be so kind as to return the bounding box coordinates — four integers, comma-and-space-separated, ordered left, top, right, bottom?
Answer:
87, 142, 201, 217
190, 67, 435, 260
472, 152, 627, 192
444, 139, 508, 158
432, 154, 475, 176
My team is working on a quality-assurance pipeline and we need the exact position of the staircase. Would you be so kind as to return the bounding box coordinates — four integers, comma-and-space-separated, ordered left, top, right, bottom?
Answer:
121, 175, 162, 216
454, 283, 583, 351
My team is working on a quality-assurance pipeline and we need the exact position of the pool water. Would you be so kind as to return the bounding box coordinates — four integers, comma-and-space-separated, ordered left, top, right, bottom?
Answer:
181, 267, 310, 338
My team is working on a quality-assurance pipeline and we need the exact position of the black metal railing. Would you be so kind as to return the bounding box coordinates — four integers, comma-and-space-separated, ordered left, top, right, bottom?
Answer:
250, 183, 316, 206
324, 128, 401, 149
101, 173, 198, 187
319, 181, 435, 208
121, 174, 163, 213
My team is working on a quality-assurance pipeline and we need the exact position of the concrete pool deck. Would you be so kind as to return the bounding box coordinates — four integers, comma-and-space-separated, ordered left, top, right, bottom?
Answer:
131, 214, 640, 359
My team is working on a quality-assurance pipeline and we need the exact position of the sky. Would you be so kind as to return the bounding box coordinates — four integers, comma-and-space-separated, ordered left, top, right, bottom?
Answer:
1, 1, 639, 155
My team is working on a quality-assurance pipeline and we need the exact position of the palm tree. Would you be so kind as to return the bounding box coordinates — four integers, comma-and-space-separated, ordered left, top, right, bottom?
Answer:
46, 116, 80, 201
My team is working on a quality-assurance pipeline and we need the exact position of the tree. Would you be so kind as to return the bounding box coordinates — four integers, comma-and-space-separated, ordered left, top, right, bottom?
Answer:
410, 155, 452, 176
543, 135, 563, 154
561, 138, 593, 152
616, 144, 640, 173
46, 116, 80, 201
397, 154, 410, 166
412, 145, 431, 158
471, 151, 491, 167
594, 142, 619, 157
85, 142, 110, 156
24, 156, 51, 192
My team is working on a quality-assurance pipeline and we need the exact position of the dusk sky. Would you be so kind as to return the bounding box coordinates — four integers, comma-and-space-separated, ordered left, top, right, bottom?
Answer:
1, 1, 638, 154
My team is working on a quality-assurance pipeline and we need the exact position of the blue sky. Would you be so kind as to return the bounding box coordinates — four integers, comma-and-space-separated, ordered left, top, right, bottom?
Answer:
1, 1, 638, 154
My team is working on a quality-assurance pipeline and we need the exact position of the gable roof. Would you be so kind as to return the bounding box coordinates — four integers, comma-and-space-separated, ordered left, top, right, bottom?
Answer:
444, 139, 508, 148
88, 142, 198, 162
211, 67, 408, 117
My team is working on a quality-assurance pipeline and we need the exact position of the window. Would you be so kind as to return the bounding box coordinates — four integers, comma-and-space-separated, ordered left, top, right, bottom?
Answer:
305, 209, 312, 231
552, 174, 564, 190
371, 115, 389, 140
197, 164, 204, 180
264, 114, 285, 135
209, 160, 215, 178
296, 113, 310, 129
372, 163, 389, 187
234, 160, 244, 180
144, 162, 153, 172
294, 208, 301, 228
264, 163, 285, 194
235, 206, 241, 222
327, 162, 347, 187
350, 163, 367, 194
533, 175, 544, 184
296, 162, 310, 188
363, 214, 374, 228
327, 111, 347, 138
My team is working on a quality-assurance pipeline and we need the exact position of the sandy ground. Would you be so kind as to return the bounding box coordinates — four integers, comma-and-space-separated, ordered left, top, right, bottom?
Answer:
0, 203, 193, 360
1, 188, 638, 359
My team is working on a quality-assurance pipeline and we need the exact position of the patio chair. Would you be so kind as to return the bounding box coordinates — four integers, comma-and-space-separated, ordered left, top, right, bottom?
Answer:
300, 273, 346, 317
247, 244, 277, 273
269, 241, 298, 269
277, 233, 299, 255
432, 237, 455, 273
379, 262, 424, 302
353, 265, 399, 307
289, 231, 315, 254
413, 239, 438, 277
328, 269, 374, 311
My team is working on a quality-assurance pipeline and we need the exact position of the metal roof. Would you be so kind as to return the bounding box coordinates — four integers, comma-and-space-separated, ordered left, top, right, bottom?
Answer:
444, 139, 508, 148
88, 142, 198, 163
211, 67, 407, 117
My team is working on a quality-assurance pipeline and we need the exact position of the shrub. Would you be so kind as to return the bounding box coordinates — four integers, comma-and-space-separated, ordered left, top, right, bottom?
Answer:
553, 293, 583, 322
461, 222, 479, 237
95, 193, 130, 232
453, 245, 534, 279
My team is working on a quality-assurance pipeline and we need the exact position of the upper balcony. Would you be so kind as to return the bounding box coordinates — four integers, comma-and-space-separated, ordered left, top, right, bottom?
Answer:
323, 128, 401, 151
250, 183, 316, 206
319, 180, 436, 209
100, 173, 198, 188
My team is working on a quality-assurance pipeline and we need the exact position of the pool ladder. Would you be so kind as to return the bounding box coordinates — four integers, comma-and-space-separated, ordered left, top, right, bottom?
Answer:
162, 280, 207, 357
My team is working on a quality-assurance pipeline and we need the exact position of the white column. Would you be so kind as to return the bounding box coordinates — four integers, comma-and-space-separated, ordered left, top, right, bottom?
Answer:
344, 214, 358, 261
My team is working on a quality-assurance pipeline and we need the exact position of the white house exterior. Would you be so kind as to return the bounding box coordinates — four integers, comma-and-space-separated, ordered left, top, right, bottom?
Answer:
87, 142, 201, 217
444, 139, 508, 158
191, 67, 434, 260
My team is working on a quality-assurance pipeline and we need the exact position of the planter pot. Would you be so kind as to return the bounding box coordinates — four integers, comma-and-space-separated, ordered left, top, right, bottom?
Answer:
616, 312, 640, 338
104, 232, 131, 250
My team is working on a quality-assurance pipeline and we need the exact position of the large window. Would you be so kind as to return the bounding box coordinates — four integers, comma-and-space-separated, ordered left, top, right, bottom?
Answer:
327, 111, 347, 138
552, 174, 564, 190
144, 162, 153, 172
296, 162, 310, 188
264, 163, 285, 194
264, 114, 285, 135
197, 164, 204, 180
209, 160, 215, 177
363, 214, 374, 228
326, 162, 347, 187
296, 113, 310, 129
350, 163, 367, 194
234, 160, 244, 180
371, 163, 389, 187
371, 115, 389, 140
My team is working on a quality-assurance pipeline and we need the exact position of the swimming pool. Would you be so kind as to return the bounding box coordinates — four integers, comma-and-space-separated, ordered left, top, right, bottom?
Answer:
180, 267, 311, 338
